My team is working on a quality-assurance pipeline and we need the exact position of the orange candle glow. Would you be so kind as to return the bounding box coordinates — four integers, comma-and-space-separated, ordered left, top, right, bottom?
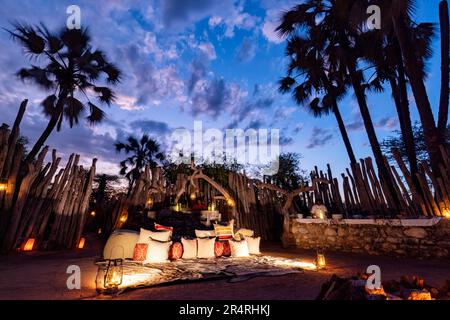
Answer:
23, 238, 35, 251
78, 237, 86, 249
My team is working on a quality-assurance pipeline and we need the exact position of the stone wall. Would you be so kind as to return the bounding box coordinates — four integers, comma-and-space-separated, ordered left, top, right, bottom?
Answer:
284, 218, 450, 259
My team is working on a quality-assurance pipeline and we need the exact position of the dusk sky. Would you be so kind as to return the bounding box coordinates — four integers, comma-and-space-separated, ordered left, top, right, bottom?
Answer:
0, 0, 443, 178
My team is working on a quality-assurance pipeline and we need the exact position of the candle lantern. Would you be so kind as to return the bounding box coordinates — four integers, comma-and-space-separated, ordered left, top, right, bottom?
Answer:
315, 250, 326, 270
145, 197, 154, 209
0, 179, 7, 191
102, 258, 123, 293
226, 198, 235, 207
90, 210, 96, 217
22, 238, 35, 251
189, 192, 197, 200
77, 237, 86, 249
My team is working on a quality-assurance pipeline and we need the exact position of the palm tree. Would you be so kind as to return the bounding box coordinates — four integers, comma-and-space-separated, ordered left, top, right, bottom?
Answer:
278, 33, 357, 165
277, 0, 401, 211
7, 23, 121, 164
358, 21, 435, 183
115, 135, 165, 190
380, 0, 445, 175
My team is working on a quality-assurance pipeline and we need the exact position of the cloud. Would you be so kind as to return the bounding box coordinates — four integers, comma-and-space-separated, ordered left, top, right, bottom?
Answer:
306, 127, 334, 149
235, 37, 257, 62
129, 119, 171, 135
375, 116, 399, 130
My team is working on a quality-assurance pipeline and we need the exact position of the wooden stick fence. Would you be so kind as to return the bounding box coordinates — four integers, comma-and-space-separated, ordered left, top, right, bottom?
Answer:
0, 100, 96, 252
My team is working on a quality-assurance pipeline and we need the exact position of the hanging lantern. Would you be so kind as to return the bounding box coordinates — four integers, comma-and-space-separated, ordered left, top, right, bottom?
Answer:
119, 213, 127, 223
146, 197, 154, 209
0, 178, 7, 191
315, 250, 326, 270
22, 238, 35, 251
77, 237, 86, 249
189, 192, 197, 200
102, 258, 123, 293
90, 210, 96, 217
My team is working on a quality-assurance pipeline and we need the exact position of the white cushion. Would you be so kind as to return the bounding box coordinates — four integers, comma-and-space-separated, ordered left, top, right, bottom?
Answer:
235, 228, 254, 237
138, 227, 171, 243
229, 239, 250, 257
181, 238, 197, 259
245, 236, 261, 255
196, 237, 215, 258
195, 229, 216, 238
144, 239, 172, 263
103, 229, 139, 259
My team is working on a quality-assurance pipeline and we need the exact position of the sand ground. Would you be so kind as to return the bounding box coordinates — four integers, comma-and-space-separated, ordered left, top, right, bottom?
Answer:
0, 238, 449, 300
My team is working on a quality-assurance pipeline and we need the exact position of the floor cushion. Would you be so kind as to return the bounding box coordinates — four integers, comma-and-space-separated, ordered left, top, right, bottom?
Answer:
139, 227, 171, 243
169, 242, 183, 260
214, 241, 224, 257
195, 229, 216, 238
229, 239, 250, 257
103, 229, 139, 259
181, 238, 197, 259
133, 243, 148, 261
245, 236, 261, 255
197, 237, 216, 258
144, 239, 172, 263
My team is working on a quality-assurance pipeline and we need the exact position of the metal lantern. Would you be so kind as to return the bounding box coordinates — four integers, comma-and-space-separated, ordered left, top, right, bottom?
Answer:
103, 258, 123, 293
315, 250, 326, 270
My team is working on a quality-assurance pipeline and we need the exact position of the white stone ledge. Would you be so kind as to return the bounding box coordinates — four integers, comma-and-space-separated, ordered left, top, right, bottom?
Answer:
293, 217, 442, 227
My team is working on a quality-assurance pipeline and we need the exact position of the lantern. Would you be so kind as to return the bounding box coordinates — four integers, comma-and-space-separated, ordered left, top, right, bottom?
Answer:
443, 209, 450, 219
145, 197, 154, 209
90, 210, 96, 217
23, 238, 35, 251
77, 237, 86, 249
119, 214, 127, 223
226, 198, 235, 207
189, 192, 196, 200
0, 178, 7, 191
315, 250, 326, 269
101, 258, 123, 293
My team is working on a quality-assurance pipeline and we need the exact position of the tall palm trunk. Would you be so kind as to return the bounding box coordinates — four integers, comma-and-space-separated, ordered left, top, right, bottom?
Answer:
388, 75, 418, 176
24, 91, 67, 164
438, 0, 449, 137
347, 63, 401, 213
332, 101, 357, 165
392, 17, 444, 175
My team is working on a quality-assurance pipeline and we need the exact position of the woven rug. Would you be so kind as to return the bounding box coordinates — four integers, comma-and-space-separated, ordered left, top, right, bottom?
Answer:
95, 255, 316, 293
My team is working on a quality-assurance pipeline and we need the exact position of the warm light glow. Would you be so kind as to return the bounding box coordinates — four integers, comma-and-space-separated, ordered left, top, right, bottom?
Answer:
226, 198, 235, 207
443, 209, 450, 219
318, 210, 325, 219
23, 238, 35, 251
0, 183, 7, 191
190, 192, 197, 200
77, 237, 86, 249
90, 210, 96, 217
316, 253, 326, 269
146, 197, 153, 208
104, 259, 123, 291
119, 215, 127, 223
98, 228, 102, 234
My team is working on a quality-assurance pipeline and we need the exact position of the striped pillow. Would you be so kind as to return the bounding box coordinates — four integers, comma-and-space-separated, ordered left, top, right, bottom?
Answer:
155, 223, 173, 234
213, 222, 234, 240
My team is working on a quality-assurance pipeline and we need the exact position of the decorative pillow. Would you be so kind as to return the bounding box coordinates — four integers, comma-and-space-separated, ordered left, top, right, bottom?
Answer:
133, 243, 148, 261
138, 227, 171, 243
195, 229, 216, 238
213, 222, 234, 240
214, 241, 224, 257
169, 242, 183, 260
181, 238, 197, 259
229, 239, 250, 258
222, 240, 231, 256
144, 239, 172, 263
196, 237, 216, 259
245, 236, 261, 255
235, 228, 254, 238
155, 223, 173, 236
103, 229, 139, 259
